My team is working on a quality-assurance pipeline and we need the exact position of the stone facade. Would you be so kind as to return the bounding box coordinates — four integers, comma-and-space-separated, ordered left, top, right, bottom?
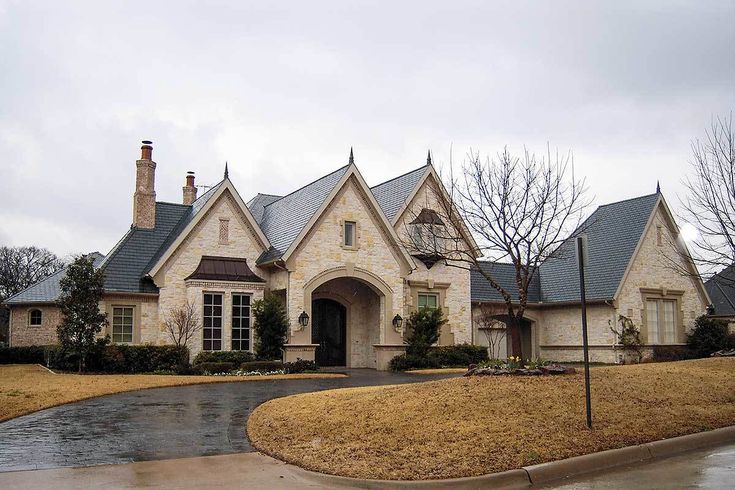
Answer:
9, 305, 61, 346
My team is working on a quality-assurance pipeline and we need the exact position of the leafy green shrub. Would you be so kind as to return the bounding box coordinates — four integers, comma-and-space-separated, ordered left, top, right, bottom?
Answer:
193, 350, 255, 366
284, 358, 318, 373
687, 316, 730, 358
253, 294, 289, 361
240, 360, 284, 372
198, 362, 235, 374
389, 353, 435, 371
428, 344, 488, 367
652, 345, 694, 362
0, 345, 49, 364
405, 308, 446, 358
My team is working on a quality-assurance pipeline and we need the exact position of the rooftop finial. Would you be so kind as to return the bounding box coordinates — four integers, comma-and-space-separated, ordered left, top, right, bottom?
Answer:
349, 147, 354, 165
224, 161, 229, 179
427, 149, 432, 165
656, 180, 661, 193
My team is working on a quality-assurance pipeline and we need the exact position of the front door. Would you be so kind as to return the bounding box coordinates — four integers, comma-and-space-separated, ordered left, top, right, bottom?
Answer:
311, 298, 347, 366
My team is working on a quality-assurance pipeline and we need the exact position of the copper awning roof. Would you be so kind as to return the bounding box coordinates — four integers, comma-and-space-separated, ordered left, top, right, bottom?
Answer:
185, 256, 265, 283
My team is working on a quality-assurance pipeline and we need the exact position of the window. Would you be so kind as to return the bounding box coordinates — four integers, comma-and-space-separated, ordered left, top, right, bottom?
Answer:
29, 309, 42, 326
418, 293, 439, 310
203, 293, 223, 351
112, 306, 134, 343
646, 299, 677, 344
231, 294, 251, 351
344, 221, 356, 247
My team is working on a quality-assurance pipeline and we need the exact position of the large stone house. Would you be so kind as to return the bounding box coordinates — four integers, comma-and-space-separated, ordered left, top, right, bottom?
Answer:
5, 142, 472, 370
471, 192, 711, 363
4, 141, 710, 368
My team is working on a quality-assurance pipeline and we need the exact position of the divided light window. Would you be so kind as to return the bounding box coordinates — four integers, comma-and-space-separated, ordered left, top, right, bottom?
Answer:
29, 309, 43, 326
112, 306, 134, 343
203, 293, 223, 351
418, 293, 439, 310
344, 221, 356, 247
231, 294, 251, 351
646, 299, 677, 344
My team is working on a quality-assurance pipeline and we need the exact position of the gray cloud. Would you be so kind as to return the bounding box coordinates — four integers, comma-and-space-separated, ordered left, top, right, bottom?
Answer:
0, 0, 733, 255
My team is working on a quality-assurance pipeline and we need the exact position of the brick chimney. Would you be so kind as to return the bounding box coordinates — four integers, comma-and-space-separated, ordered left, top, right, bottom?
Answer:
132, 140, 156, 229
183, 171, 197, 205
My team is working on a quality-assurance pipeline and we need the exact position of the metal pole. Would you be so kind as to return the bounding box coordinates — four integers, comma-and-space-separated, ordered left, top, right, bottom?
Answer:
577, 235, 593, 429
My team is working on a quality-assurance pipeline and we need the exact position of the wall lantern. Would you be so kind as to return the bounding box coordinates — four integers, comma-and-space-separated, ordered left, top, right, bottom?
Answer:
392, 314, 403, 331
298, 311, 310, 328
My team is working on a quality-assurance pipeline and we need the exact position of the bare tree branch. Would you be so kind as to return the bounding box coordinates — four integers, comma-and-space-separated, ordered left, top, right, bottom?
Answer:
163, 302, 201, 348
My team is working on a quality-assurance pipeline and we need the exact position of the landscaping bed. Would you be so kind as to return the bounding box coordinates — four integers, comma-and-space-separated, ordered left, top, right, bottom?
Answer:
247, 358, 735, 480
0, 364, 345, 422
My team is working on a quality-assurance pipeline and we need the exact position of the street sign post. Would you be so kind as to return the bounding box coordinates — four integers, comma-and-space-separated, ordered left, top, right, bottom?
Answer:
577, 235, 593, 429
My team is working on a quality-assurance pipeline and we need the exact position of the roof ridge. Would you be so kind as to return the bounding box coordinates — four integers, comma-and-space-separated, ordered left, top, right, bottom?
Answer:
264, 164, 351, 208
155, 201, 191, 207
597, 192, 659, 209
371, 164, 429, 190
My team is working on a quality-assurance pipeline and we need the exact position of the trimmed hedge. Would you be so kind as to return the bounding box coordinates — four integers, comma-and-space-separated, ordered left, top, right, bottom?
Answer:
390, 344, 489, 371
651, 345, 694, 362
240, 360, 284, 372
198, 362, 235, 374
0, 345, 49, 364
284, 358, 318, 374
193, 350, 255, 366
389, 353, 434, 371
45, 343, 190, 373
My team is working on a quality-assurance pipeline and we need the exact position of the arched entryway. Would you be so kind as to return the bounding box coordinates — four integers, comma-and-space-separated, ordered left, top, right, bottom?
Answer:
311, 298, 347, 366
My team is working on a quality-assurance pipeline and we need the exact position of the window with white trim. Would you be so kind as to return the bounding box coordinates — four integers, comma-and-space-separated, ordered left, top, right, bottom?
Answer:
418, 293, 439, 310
646, 299, 677, 344
203, 293, 223, 351
112, 306, 134, 343
29, 309, 42, 326
231, 293, 251, 351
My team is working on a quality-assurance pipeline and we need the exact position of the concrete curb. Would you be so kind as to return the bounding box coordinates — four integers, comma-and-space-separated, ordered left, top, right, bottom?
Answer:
292, 425, 735, 488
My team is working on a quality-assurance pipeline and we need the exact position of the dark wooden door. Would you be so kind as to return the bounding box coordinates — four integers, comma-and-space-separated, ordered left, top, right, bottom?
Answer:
311, 298, 347, 366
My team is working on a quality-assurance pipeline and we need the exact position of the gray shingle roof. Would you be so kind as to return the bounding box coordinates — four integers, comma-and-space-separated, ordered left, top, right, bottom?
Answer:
705, 265, 735, 316
4, 252, 106, 305
471, 262, 541, 303
370, 165, 429, 222
256, 165, 351, 264
247, 193, 282, 224
471, 193, 661, 304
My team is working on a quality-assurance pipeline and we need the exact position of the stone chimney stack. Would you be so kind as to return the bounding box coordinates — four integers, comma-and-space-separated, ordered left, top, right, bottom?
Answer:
132, 140, 156, 229
183, 171, 197, 205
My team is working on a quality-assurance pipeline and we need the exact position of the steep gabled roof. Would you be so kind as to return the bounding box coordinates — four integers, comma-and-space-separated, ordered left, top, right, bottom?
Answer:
471, 262, 541, 303
539, 193, 660, 302
4, 252, 106, 305
370, 165, 429, 223
247, 193, 282, 223
705, 265, 735, 316
255, 165, 351, 264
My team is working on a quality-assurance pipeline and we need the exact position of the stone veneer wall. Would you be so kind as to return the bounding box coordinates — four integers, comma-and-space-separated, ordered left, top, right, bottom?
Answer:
152, 190, 269, 356
286, 176, 407, 351
9, 305, 62, 346
536, 304, 618, 363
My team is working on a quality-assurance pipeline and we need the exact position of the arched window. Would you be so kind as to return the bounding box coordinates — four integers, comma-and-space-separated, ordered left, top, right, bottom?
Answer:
29, 309, 43, 326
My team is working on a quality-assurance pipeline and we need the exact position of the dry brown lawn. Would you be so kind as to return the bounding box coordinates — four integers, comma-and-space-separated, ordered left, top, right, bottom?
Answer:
248, 358, 735, 480
0, 364, 345, 422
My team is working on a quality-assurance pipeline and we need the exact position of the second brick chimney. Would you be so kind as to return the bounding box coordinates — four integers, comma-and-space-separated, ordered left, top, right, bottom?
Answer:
183, 171, 197, 205
132, 140, 156, 229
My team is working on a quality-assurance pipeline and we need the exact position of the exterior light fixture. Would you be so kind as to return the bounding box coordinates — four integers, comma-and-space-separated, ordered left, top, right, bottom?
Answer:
392, 314, 403, 331
298, 311, 309, 328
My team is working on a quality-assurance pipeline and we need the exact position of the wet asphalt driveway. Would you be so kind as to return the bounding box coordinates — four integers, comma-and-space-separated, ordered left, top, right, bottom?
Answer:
0, 369, 457, 472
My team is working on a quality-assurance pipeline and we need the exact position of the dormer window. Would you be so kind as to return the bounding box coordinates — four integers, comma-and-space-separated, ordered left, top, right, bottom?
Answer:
343, 220, 357, 249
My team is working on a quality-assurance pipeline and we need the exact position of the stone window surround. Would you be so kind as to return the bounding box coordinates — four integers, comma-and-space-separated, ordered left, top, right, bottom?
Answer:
340, 219, 359, 251
105, 303, 141, 344
639, 287, 685, 345
28, 309, 43, 327
407, 279, 453, 345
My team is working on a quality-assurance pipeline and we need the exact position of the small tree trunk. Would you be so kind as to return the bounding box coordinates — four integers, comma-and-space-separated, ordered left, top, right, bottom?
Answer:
507, 318, 523, 358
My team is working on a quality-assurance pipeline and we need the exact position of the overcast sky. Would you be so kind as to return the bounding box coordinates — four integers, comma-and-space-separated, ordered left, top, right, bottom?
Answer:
1, 0, 734, 258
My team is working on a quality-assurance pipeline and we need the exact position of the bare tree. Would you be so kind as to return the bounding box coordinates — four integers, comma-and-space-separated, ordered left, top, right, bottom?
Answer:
0, 246, 64, 301
679, 114, 735, 279
474, 303, 507, 360
163, 302, 201, 348
405, 147, 590, 357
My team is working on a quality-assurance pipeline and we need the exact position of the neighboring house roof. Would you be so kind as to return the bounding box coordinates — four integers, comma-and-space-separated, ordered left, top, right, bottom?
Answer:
254, 165, 352, 264
471, 193, 662, 304
185, 256, 265, 283
705, 265, 735, 317
471, 262, 541, 303
370, 165, 429, 223
4, 252, 106, 305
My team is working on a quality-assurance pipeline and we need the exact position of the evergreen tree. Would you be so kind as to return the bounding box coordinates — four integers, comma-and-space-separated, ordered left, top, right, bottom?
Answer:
57, 255, 107, 373
405, 307, 446, 358
252, 293, 289, 361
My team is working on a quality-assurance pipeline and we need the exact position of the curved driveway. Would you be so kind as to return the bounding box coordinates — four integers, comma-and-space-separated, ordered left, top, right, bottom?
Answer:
0, 369, 457, 472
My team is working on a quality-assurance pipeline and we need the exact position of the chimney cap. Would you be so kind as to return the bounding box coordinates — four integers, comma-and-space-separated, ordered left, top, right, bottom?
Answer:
142, 140, 153, 145
187, 171, 195, 175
